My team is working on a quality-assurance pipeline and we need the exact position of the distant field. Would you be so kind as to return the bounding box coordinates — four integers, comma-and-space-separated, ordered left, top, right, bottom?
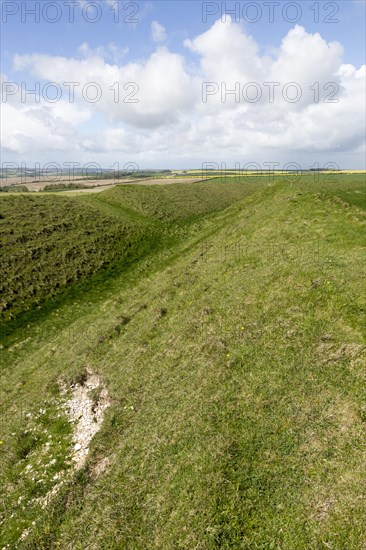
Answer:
0, 175, 210, 192
0, 173, 365, 548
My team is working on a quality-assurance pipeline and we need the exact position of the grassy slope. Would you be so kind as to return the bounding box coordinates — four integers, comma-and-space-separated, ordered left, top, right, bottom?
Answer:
0, 180, 263, 329
289, 173, 366, 210
96, 179, 267, 222
0, 176, 365, 548
0, 194, 156, 325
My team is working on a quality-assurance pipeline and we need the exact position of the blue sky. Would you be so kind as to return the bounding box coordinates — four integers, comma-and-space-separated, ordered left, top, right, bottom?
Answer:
2, 1, 365, 69
1, 1, 365, 168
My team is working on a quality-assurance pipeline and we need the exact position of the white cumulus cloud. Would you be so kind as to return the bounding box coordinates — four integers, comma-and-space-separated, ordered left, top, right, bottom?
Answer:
151, 21, 167, 42
2, 17, 365, 167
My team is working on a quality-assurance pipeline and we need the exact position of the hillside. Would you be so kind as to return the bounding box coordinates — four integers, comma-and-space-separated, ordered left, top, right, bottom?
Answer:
0, 176, 365, 548
0, 193, 155, 325
0, 179, 269, 331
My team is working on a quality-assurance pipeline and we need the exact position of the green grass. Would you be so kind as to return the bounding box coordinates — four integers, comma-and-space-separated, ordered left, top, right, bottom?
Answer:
0, 179, 266, 328
97, 179, 267, 222
288, 173, 366, 210
0, 193, 164, 326
0, 175, 365, 548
